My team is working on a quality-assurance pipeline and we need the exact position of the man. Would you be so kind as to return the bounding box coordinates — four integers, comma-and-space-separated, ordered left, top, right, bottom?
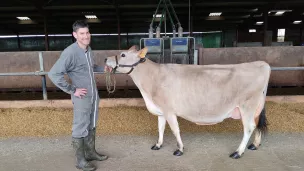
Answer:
48, 20, 108, 171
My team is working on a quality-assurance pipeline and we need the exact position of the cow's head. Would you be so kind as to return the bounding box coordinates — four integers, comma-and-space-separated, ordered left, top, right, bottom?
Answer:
104, 45, 148, 74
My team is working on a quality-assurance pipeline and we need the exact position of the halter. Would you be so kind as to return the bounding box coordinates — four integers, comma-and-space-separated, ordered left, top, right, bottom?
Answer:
112, 55, 146, 74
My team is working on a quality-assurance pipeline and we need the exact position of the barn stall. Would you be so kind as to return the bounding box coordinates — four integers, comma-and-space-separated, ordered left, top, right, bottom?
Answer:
1, 46, 304, 171
1, 46, 304, 137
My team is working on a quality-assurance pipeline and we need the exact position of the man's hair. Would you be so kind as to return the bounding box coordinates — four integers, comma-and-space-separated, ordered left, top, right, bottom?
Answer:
72, 20, 89, 32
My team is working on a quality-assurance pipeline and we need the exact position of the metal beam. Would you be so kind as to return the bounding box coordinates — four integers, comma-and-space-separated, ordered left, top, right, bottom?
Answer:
43, 5, 114, 10
2, 19, 303, 28
0, 9, 261, 18
196, 1, 267, 6
0, 6, 36, 11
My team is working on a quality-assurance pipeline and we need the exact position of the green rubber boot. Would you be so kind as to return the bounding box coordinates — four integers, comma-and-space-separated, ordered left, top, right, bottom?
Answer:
84, 128, 108, 161
72, 137, 96, 171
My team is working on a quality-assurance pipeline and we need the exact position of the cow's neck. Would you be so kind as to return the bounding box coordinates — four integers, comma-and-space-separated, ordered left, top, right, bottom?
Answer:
129, 59, 159, 93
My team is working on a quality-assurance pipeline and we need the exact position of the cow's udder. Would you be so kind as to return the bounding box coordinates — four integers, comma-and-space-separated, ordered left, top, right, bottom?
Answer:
230, 107, 242, 119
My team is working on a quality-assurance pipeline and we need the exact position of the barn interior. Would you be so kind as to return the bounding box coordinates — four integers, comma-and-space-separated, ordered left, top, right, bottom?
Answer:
1, 0, 304, 51
1, 0, 304, 98
1, 1, 304, 171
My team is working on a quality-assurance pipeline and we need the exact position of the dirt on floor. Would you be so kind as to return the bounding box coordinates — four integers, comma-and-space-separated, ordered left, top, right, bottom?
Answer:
0, 101, 304, 138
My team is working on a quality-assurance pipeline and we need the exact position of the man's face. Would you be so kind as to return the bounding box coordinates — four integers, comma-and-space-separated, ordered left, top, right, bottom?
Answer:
73, 27, 91, 46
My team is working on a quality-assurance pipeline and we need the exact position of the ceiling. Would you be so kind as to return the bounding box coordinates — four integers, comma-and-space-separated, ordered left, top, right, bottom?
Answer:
0, 0, 304, 35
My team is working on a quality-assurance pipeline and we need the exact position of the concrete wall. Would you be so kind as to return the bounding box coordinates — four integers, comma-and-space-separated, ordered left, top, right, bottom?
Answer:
199, 46, 304, 86
0, 50, 137, 90
0, 52, 42, 89
1, 46, 304, 90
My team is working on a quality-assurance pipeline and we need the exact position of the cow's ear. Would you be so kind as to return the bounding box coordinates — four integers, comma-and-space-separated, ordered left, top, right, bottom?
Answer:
128, 45, 137, 52
138, 47, 148, 58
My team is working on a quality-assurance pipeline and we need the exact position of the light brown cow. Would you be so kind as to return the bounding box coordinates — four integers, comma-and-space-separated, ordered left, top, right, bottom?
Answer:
104, 46, 271, 159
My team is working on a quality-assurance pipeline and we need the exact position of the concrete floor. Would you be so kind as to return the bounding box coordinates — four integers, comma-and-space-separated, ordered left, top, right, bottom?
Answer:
1, 132, 304, 171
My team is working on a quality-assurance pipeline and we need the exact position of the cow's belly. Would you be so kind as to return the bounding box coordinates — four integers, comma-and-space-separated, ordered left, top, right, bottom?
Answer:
141, 91, 163, 116
178, 106, 242, 125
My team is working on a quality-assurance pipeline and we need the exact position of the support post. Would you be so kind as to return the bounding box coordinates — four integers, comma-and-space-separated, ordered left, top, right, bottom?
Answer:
300, 27, 303, 45
263, 8, 268, 46
221, 30, 225, 47
127, 31, 129, 47
44, 16, 49, 51
71, 34, 74, 43
190, 0, 195, 36
234, 28, 238, 47
115, 0, 121, 50
39, 52, 48, 100
17, 33, 21, 51
188, 0, 191, 36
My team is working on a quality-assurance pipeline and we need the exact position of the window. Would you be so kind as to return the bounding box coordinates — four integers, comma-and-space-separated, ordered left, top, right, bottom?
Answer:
277, 29, 285, 42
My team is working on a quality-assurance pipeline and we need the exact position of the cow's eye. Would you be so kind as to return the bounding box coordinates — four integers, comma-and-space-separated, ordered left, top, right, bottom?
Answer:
121, 53, 125, 57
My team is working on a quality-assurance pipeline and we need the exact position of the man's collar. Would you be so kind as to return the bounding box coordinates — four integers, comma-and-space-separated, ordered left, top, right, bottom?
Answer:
74, 42, 90, 53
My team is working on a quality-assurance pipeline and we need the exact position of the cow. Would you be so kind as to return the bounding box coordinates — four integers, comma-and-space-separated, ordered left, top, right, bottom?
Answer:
104, 45, 271, 159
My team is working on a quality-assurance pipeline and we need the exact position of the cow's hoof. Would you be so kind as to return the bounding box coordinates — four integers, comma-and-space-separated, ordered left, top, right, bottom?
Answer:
229, 152, 241, 159
151, 144, 161, 150
173, 149, 183, 156
247, 143, 257, 150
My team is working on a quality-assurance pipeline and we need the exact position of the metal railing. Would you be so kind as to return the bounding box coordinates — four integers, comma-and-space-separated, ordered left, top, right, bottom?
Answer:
0, 52, 304, 100
0, 52, 111, 100
271, 67, 304, 71
0, 52, 50, 100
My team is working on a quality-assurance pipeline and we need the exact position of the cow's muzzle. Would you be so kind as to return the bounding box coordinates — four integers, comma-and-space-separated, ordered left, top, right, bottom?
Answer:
104, 57, 115, 73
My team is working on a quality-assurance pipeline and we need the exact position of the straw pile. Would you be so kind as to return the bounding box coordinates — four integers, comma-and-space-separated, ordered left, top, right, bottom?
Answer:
0, 101, 304, 138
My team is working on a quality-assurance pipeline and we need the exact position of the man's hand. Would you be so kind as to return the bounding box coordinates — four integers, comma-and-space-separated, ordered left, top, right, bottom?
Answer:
74, 88, 87, 98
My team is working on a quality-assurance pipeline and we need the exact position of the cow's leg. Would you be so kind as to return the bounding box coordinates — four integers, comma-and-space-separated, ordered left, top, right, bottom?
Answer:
165, 114, 184, 156
230, 110, 256, 159
248, 130, 261, 150
248, 105, 267, 150
151, 115, 166, 150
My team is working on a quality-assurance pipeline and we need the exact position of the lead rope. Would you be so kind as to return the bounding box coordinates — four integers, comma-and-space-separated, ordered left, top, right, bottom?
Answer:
105, 69, 116, 94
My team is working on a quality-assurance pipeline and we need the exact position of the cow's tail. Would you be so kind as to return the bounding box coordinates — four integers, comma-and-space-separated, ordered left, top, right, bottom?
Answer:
257, 64, 270, 135
257, 105, 268, 135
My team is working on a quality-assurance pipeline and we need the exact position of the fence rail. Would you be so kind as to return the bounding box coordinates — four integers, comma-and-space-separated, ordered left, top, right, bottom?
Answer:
0, 52, 304, 100
271, 67, 304, 71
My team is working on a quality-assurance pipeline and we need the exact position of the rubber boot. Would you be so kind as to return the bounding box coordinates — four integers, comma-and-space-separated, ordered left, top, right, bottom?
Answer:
72, 137, 96, 171
84, 128, 108, 161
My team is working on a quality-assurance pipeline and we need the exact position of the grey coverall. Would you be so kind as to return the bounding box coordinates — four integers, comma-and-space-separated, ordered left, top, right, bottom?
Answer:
48, 42, 104, 138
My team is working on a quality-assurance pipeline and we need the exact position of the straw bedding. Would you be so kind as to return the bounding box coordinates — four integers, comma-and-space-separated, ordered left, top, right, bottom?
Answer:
0, 101, 304, 138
